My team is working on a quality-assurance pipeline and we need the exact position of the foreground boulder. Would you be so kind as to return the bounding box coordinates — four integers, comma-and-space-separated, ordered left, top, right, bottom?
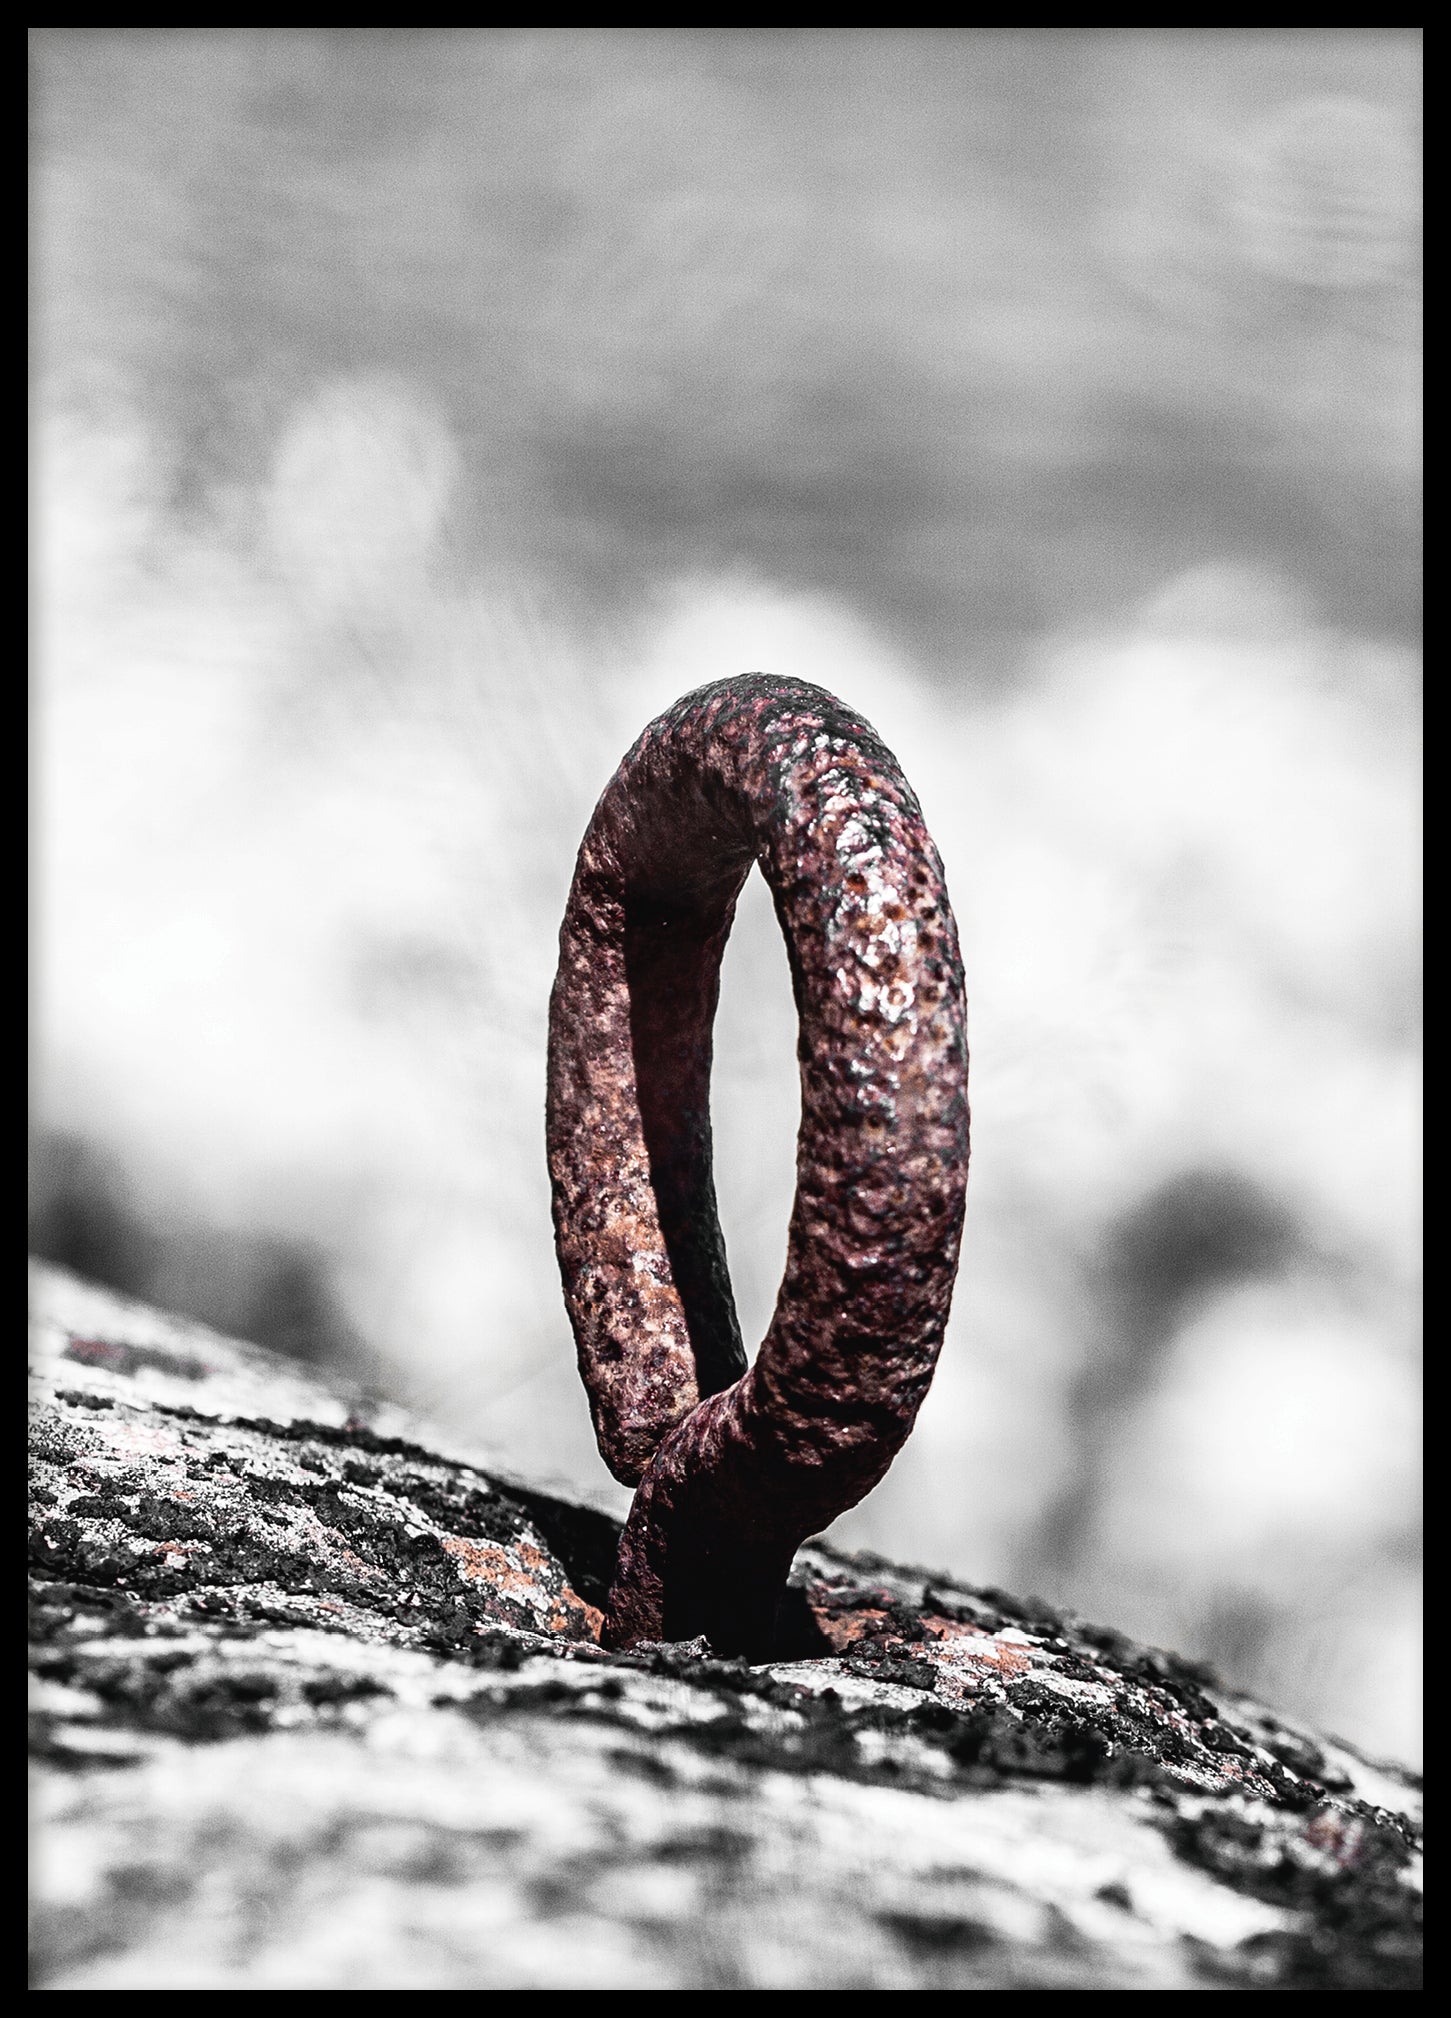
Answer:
29, 1263, 1420, 1990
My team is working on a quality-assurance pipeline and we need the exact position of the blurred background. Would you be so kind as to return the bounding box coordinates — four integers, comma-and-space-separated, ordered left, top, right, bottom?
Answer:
31, 31, 1420, 1763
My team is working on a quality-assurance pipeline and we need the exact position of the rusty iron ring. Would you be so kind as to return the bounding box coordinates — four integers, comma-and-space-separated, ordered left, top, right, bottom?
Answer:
547, 674, 969, 1655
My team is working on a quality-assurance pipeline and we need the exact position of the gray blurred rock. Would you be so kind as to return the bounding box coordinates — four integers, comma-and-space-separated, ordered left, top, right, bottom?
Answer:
29, 1263, 1420, 1990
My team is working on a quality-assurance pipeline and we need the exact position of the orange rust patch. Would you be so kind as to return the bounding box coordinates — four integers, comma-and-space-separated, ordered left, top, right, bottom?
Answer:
442, 1537, 535, 1595
152, 1543, 200, 1567
806, 1603, 891, 1653
970, 1642, 1034, 1680
920, 1613, 989, 1643
313, 1523, 388, 1582
548, 1596, 605, 1644
925, 1625, 1035, 1680
441, 1536, 602, 1644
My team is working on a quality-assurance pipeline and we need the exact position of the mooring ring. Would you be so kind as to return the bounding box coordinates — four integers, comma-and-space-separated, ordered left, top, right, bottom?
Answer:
547, 673, 969, 1651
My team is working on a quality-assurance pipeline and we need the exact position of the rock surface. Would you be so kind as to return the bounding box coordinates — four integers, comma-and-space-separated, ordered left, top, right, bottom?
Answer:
29, 1263, 1421, 1990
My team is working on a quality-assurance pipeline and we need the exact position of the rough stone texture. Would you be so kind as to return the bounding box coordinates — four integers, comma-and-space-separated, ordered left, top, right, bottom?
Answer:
29, 1264, 1421, 1990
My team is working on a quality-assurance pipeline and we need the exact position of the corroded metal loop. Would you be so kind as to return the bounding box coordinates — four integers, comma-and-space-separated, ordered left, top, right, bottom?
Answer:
546, 674, 969, 1654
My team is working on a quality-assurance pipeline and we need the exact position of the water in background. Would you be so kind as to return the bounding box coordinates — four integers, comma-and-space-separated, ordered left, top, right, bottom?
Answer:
31, 31, 1420, 1764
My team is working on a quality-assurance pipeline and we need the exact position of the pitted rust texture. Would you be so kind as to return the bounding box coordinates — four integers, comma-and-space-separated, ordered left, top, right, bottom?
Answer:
547, 674, 970, 1655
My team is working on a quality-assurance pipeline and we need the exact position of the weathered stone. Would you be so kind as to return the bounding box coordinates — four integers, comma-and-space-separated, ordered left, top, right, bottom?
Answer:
29, 1263, 1420, 1990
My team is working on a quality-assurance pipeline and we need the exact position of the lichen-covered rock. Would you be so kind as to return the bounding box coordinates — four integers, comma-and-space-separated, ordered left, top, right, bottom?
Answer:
29, 1263, 1421, 1990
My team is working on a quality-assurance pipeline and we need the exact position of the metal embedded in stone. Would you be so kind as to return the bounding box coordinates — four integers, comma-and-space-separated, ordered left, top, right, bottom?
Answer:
546, 673, 970, 1656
